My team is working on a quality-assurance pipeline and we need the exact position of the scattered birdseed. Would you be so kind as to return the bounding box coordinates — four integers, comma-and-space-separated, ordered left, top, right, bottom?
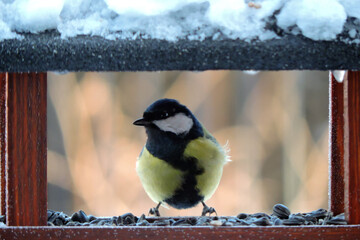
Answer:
0, 204, 348, 227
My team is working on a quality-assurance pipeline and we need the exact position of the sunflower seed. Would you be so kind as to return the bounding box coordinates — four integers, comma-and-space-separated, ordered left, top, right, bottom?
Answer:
236, 213, 248, 219
309, 208, 328, 219
252, 217, 271, 226
273, 204, 291, 219
71, 210, 88, 223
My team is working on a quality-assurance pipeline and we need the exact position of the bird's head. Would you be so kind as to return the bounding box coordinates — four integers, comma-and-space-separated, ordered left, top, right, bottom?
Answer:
133, 99, 196, 136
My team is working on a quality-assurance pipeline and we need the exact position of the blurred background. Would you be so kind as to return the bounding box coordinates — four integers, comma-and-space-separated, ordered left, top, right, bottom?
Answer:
47, 71, 329, 217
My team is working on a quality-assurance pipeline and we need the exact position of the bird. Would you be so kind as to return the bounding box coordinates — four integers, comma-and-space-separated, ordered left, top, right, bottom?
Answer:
133, 98, 229, 216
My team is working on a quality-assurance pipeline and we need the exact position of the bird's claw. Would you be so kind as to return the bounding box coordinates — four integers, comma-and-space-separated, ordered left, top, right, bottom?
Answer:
201, 202, 217, 216
148, 207, 160, 217
148, 202, 161, 217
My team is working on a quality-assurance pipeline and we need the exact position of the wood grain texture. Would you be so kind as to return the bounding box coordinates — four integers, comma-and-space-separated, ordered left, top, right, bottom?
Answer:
0, 226, 359, 240
344, 71, 360, 224
329, 73, 345, 216
0, 73, 6, 216
5, 73, 47, 226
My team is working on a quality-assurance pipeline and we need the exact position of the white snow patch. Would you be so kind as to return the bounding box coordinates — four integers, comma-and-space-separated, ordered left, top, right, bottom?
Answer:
277, 0, 346, 41
207, 0, 280, 40
341, 0, 360, 19
349, 29, 357, 39
0, 0, 358, 42
331, 70, 346, 83
105, 0, 202, 16
243, 70, 259, 75
6, 0, 64, 33
0, 18, 20, 40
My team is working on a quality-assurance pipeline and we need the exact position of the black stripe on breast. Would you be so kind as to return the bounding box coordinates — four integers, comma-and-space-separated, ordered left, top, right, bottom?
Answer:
144, 121, 206, 208
164, 157, 204, 209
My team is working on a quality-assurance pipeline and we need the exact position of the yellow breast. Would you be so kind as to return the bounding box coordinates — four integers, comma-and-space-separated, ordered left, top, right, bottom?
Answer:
184, 137, 228, 201
136, 147, 184, 203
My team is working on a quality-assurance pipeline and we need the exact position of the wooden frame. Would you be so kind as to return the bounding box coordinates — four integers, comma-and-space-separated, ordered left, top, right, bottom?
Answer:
0, 71, 359, 239
0, 73, 47, 226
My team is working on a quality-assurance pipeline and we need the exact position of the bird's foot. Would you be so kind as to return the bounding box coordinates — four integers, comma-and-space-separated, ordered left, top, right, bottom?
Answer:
148, 202, 161, 217
148, 207, 160, 217
201, 201, 217, 216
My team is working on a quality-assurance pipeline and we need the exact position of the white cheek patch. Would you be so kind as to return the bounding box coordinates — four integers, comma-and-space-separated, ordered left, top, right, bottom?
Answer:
153, 113, 193, 135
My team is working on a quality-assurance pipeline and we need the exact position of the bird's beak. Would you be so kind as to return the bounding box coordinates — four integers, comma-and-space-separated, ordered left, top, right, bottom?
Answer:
133, 118, 151, 126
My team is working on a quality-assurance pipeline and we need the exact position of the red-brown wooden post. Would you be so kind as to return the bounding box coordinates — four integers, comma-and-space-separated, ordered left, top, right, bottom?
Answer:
344, 71, 360, 224
329, 72, 345, 216
0, 73, 6, 216
4, 72, 47, 226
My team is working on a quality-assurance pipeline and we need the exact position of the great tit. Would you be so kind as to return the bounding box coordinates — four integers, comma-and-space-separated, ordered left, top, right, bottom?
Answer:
134, 98, 229, 216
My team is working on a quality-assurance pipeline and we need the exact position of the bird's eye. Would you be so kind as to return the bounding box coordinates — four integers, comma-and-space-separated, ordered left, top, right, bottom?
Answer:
160, 112, 168, 118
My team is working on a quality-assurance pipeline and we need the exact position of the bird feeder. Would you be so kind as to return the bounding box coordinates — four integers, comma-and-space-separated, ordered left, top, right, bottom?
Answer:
0, 30, 360, 239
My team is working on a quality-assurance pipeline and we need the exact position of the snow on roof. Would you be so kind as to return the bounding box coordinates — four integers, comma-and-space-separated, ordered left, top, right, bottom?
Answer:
0, 0, 359, 43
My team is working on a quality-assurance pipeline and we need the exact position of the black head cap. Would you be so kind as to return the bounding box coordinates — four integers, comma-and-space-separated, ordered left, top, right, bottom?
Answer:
133, 98, 192, 126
